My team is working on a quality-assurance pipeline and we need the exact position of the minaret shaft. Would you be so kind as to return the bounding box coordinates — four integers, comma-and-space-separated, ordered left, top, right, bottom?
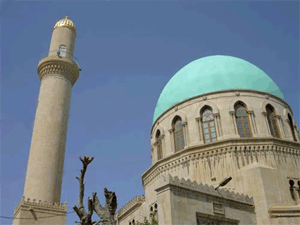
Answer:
22, 19, 79, 204
23, 76, 72, 203
12, 16, 79, 225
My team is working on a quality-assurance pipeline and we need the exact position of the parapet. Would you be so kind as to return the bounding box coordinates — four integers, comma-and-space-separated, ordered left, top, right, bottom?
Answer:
156, 174, 254, 206
14, 196, 68, 215
117, 195, 145, 219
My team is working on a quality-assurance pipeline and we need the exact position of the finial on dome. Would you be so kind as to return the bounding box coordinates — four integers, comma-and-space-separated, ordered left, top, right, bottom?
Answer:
65, 15, 70, 19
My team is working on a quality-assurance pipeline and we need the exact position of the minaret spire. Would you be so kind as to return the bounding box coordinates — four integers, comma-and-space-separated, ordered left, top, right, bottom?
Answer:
12, 16, 80, 225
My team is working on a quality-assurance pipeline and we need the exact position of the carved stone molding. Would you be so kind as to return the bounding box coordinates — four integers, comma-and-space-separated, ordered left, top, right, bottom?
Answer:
156, 174, 254, 205
269, 205, 300, 217
213, 113, 220, 117
157, 134, 165, 141
195, 116, 202, 122
38, 60, 79, 85
142, 138, 300, 188
229, 111, 238, 134
229, 111, 235, 116
168, 128, 174, 134
14, 196, 67, 215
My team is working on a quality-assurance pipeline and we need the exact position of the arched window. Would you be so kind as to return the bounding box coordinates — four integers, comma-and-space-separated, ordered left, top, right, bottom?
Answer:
201, 107, 217, 143
156, 130, 163, 160
266, 105, 280, 138
235, 102, 252, 137
173, 117, 185, 151
289, 180, 296, 201
58, 44, 67, 57
288, 114, 297, 141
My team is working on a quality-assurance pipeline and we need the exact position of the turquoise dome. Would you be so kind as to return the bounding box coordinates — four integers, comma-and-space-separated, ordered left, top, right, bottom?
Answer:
153, 55, 284, 124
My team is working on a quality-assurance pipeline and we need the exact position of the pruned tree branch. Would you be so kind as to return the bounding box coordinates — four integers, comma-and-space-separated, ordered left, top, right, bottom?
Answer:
73, 156, 94, 225
73, 156, 117, 225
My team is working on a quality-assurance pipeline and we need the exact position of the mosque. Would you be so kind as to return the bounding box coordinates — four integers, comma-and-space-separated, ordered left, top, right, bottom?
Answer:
12, 16, 300, 225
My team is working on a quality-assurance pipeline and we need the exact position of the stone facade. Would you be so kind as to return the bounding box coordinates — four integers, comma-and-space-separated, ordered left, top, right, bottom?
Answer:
117, 90, 300, 225
155, 175, 256, 225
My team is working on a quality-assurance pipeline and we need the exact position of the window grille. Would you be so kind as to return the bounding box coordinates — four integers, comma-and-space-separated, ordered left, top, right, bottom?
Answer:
266, 105, 280, 138
201, 108, 217, 143
235, 103, 252, 137
173, 117, 185, 151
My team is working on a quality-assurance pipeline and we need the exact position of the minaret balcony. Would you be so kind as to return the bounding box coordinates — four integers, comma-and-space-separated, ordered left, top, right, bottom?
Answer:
39, 50, 81, 71
37, 50, 81, 85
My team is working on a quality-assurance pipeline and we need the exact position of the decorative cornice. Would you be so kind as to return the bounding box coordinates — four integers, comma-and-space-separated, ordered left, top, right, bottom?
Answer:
168, 128, 174, 133
142, 137, 300, 187
262, 112, 267, 116
155, 174, 254, 205
37, 58, 80, 85
117, 195, 145, 219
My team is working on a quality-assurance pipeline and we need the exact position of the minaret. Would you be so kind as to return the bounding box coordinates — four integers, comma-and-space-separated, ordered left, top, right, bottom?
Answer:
12, 16, 80, 225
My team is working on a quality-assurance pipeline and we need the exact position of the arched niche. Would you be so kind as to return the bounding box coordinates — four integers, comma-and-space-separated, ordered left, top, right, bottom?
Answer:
229, 97, 254, 112
282, 108, 294, 122
195, 101, 219, 118
260, 99, 281, 115
151, 124, 166, 145
168, 111, 188, 128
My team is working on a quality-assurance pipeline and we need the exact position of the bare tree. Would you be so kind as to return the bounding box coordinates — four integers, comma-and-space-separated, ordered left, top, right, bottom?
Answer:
73, 156, 117, 225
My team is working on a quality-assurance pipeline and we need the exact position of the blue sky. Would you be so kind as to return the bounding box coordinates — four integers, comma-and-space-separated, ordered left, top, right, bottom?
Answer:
1, 1, 299, 224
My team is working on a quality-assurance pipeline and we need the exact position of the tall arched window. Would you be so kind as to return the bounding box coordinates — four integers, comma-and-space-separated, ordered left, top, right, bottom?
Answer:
288, 114, 297, 141
173, 117, 185, 151
201, 107, 217, 143
266, 105, 280, 138
235, 102, 252, 137
156, 130, 163, 160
